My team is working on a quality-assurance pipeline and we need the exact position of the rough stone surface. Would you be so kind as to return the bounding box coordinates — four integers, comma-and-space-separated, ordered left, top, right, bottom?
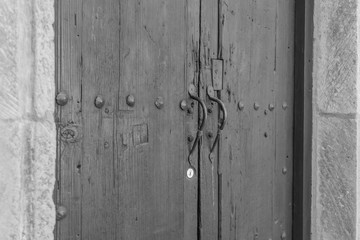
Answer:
312, 0, 359, 239
315, 117, 356, 239
313, 0, 357, 114
0, 0, 55, 239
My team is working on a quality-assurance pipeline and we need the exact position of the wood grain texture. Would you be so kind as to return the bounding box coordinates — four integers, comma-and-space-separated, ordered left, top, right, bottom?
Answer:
273, 0, 294, 238
56, 0, 199, 239
117, 0, 197, 239
199, 0, 219, 239
81, 0, 120, 239
56, 0, 295, 238
184, 0, 201, 239
219, 0, 294, 239
55, 0, 83, 238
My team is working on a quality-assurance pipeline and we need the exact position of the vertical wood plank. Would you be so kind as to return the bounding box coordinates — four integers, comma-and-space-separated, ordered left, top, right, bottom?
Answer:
184, 0, 201, 239
57, 0, 199, 238
218, 1, 253, 239
117, 0, 199, 239
219, 0, 294, 239
56, 0, 83, 239
273, 0, 294, 238
80, 0, 119, 239
199, 0, 219, 239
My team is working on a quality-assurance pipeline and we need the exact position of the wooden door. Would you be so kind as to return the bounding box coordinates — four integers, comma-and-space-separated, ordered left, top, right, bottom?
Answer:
55, 0, 200, 239
197, 0, 295, 239
212, 0, 295, 239
55, 0, 295, 239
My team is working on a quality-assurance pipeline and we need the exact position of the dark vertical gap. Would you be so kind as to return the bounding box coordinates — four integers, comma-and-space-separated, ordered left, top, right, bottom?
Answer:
293, 0, 313, 239
197, 0, 202, 239
79, 0, 84, 238
293, 0, 304, 238
274, 1, 278, 71
115, 0, 121, 239
217, 0, 223, 59
216, 1, 223, 240
272, 0, 278, 238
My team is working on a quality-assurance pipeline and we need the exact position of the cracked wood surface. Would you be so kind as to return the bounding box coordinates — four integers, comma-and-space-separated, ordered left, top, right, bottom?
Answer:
56, 0, 295, 239
56, 0, 199, 239
218, 0, 294, 239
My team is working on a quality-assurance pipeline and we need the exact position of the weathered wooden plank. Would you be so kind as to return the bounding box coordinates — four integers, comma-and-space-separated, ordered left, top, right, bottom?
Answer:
80, 0, 120, 239
184, 0, 200, 239
55, 0, 83, 239
219, 0, 286, 239
273, 0, 295, 238
244, 0, 277, 238
199, 0, 219, 239
217, 2, 253, 239
57, 0, 199, 238
117, 0, 198, 239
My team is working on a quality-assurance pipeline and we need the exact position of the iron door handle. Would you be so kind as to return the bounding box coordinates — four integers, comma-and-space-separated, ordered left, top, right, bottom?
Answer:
207, 86, 228, 156
188, 84, 208, 165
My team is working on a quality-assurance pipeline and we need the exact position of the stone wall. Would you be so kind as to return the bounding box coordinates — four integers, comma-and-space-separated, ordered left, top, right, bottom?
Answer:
0, 0, 55, 239
312, 0, 359, 239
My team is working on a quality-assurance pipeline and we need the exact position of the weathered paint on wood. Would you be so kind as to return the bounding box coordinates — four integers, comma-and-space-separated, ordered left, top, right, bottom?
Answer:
274, 0, 295, 238
219, 0, 294, 239
55, 0, 83, 238
116, 0, 198, 239
56, 0, 295, 238
56, 0, 199, 239
80, 0, 120, 239
184, 0, 201, 239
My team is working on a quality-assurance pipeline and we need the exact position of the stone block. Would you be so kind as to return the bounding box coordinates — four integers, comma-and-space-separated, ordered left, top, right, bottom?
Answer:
33, 0, 55, 120
313, 0, 357, 114
315, 116, 356, 239
0, 121, 22, 240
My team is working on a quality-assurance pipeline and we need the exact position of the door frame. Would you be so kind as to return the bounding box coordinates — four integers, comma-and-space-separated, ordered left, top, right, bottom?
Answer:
293, 0, 313, 239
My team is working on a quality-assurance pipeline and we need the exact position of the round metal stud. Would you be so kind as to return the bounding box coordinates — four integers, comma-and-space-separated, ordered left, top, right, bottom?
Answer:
282, 167, 287, 175
207, 132, 213, 139
282, 102, 288, 110
207, 86, 215, 97
281, 231, 287, 240
254, 102, 260, 110
180, 100, 187, 110
94, 95, 105, 109
126, 94, 135, 107
104, 142, 110, 149
187, 135, 194, 142
268, 103, 275, 111
155, 96, 164, 109
187, 168, 195, 179
56, 205, 67, 221
238, 102, 245, 111
188, 84, 196, 95
56, 92, 68, 106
